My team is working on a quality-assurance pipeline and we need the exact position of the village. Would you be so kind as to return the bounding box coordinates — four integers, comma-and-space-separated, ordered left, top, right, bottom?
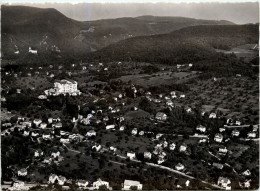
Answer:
1, 60, 259, 190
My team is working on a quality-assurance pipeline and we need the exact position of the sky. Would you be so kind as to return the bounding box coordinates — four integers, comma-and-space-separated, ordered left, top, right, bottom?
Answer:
1, 1, 259, 24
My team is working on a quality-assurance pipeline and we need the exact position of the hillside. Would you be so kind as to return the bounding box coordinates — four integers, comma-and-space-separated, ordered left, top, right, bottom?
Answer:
91, 24, 259, 65
2, 5, 235, 60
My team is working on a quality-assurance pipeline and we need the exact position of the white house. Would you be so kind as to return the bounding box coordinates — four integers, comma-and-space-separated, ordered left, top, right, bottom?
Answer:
253, 124, 259, 132
169, 143, 176, 150
33, 119, 42, 127
51, 151, 60, 158
23, 131, 30, 136
219, 127, 226, 132
18, 168, 28, 176
40, 123, 47, 129
93, 179, 110, 190
43, 157, 52, 164
247, 132, 256, 138
38, 95, 47, 100
217, 177, 231, 190
175, 163, 184, 171
242, 169, 251, 176
180, 94, 185, 98
139, 131, 144, 136
158, 156, 165, 164
131, 128, 138, 135
9, 181, 26, 191
34, 150, 43, 157
163, 141, 168, 148
120, 126, 125, 131
42, 134, 51, 140
144, 152, 152, 159
244, 180, 251, 188
87, 130, 96, 137
60, 138, 70, 144
49, 174, 59, 184
48, 118, 53, 124
196, 125, 206, 133
122, 180, 143, 190
186, 108, 192, 113
185, 180, 190, 187
219, 147, 228, 155
156, 133, 163, 139
155, 112, 167, 121
92, 144, 102, 152
214, 133, 223, 143
166, 100, 174, 107
179, 144, 187, 152
127, 152, 136, 160
110, 146, 117, 152
29, 47, 37, 54
58, 176, 66, 185
106, 125, 115, 130
235, 120, 242, 126
209, 113, 217, 119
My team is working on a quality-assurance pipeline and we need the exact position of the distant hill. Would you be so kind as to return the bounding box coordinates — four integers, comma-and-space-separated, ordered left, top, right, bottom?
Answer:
2, 5, 235, 59
91, 24, 259, 65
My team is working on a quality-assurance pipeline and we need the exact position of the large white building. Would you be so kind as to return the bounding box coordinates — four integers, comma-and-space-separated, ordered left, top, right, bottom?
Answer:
45, 79, 81, 96
54, 80, 79, 95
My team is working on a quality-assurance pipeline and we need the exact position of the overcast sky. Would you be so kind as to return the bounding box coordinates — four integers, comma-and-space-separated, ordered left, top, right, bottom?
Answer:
8, 2, 259, 24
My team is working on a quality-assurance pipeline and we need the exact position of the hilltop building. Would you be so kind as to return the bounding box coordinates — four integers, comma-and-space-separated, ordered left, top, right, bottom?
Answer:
45, 79, 81, 96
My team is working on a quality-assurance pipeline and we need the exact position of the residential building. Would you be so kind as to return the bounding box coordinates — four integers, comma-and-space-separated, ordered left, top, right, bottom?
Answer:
122, 180, 143, 190
93, 179, 110, 190
155, 112, 167, 121
179, 144, 187, 152
18, 168, 27, 176
175, 163, 184, 171
87, 130, 96, 137
231, 130, 240, 137
196, 125, 206, 133
144, 152, 152, 159
214, 133, 223, 143
106, 125, 115, 130
169, 143, 176, 150
217, 177, 231, 190
209, 113, 217, 119
131, 128, 138, 135
127, 152, 136, 160
247, 132, 256, 138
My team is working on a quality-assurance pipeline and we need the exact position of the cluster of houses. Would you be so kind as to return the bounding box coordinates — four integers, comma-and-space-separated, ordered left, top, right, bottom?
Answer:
2, 72, 259, 191
47, 175, 143, 190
